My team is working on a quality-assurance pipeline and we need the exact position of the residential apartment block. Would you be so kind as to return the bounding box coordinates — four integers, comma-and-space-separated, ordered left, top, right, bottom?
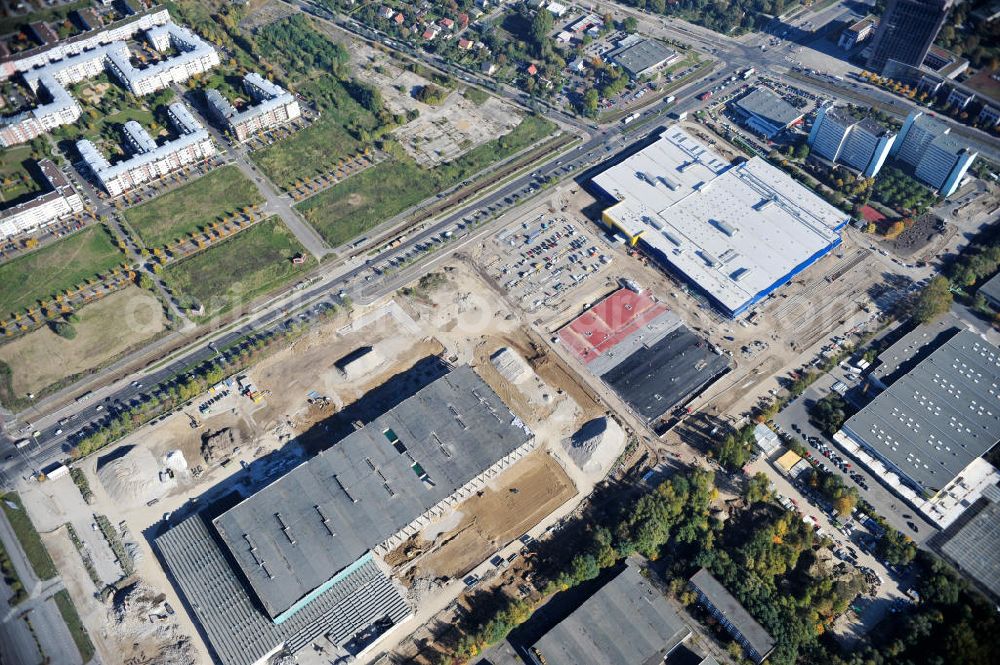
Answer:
891, 110, 977, 196
0, 160, 83, 240
78, 102, 216, 197
205, 73, 301, 142
1, 18, 218, 147
0, 6, 170, 80
807, 105, 896, 178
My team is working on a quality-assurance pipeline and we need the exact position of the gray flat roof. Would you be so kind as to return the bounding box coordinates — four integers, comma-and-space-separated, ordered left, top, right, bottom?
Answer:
608, 38, 677, 76
843, 330, 1000, 495
941, 484, 1000, 600
734, 88, 803, 127
213, 365, 533, 619
156, 513, 411, 665
980, 272, 1000, 305
870, 317, 960, 383
689, 569, 775, 659
533, 560, 690, 665
600, 324, 730, 425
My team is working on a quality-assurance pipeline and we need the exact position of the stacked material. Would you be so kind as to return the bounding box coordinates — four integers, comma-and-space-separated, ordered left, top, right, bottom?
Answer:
563, 417, 625, 474
491, 347, 531, 383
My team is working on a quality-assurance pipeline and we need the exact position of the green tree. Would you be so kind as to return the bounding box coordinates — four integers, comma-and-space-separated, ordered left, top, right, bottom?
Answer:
744, 472, 771, 504
582, 87, 599, 115
530, 9, 553, 56
623, 16, 639, 33
808, 394, 848, 435
50, 321, 77, 340
911, 276, 953, 323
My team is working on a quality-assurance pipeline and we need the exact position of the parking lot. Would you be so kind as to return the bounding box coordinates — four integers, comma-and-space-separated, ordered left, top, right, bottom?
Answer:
483, 213, 615, 314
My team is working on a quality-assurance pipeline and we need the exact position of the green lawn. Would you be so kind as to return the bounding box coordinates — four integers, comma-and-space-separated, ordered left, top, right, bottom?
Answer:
0, 145, 44, 205
0, 493, 57, 581
250, 77, 378, 188
123, 166, 264, 248
163, 218, 315, 320
53, 590, 95, 662
297, 115, 556, 247
0, 225, 125, 316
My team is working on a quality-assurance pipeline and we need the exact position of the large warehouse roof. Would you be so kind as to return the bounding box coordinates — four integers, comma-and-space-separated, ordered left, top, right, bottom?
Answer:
156, 514, 411, 665
591, 129, 848, 316
533, 560, 690, 665
213, 365, 533, 620
842, 330, 1000, 496
941, 484, 1000, 600
601, 324, 729, 424
557, 287, 730, 425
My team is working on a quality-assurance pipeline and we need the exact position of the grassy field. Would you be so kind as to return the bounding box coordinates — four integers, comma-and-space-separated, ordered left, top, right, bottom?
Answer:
0, 225, 125, 316
250, 78, 378, 188
163, 217, 315, 320
0, 145, 44, 205
297, 115, 556, 246
53, 590, 95, 662
123, 166, 264, 248
0, 493, 57, 581
0, 287, 166, 398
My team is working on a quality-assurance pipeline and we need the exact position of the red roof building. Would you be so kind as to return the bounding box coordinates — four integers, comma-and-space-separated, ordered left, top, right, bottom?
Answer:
458, 38, 473, 50
859, 205, 887, 224
526, 63, 538, 76
439, 17, 454, 29
557, 288, 670, 365
394, 12, 405, 24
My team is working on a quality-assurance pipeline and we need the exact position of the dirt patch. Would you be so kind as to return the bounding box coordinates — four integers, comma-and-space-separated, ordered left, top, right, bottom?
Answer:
880, 214, 945, 258
0, 286, 165, 395
349, 40, 520, 167
396, 450, 577, 581
345, 192, 366, 207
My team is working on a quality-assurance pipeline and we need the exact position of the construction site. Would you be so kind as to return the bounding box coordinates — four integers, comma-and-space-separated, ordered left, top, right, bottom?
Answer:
14, 256, 623, 665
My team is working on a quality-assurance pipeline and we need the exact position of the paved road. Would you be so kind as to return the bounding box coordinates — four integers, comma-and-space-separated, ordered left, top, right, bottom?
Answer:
0, 511, 81, 665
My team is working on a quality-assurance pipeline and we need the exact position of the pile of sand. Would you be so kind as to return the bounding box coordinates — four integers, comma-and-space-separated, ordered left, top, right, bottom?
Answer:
562, 417, 625, 474
96, 446, 167, 505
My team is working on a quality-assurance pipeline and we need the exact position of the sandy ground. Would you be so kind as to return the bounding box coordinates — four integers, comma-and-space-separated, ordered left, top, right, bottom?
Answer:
350, 41, 519, 166
390, 450, 576, 581
0, 286, 165, 395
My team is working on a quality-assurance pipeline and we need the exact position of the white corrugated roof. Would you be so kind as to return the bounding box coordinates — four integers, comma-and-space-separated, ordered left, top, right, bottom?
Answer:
592, 129, 847, 313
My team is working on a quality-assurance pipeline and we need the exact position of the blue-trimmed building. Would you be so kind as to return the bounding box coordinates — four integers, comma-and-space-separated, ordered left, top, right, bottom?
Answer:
590, 129, 849, 318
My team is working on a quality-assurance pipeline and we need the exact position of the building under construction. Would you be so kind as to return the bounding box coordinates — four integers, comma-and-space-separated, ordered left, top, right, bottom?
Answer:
156, 365, 536, 665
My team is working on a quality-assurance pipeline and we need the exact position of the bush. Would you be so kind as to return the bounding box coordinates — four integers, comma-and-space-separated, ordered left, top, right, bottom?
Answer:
50, 321, 77, 339
414, 83, 448, 105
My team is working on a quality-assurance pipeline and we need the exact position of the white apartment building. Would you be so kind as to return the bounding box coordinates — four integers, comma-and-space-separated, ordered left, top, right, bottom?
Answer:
0, 8, 170, 80
0, 160, 83, 240
78, 102, 216, 197
1, 18, 217, 148
807, 104, 896, 178
205, 72, 301, 142
891, 110, 977, 196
